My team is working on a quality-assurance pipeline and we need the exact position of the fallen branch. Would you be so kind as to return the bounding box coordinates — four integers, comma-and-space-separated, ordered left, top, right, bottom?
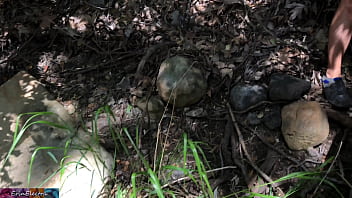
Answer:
246, 126, 308, 171
60, 52, 141, 75
135, 41, 176, 77
227, 103, 285, 197
160, 166, 237, 189
231, 100, 287, 114
312, 128, 348, 196
324, 108, 352, 128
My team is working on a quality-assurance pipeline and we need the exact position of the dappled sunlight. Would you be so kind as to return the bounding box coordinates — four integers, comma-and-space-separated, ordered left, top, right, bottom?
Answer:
36, 52, 68, 75
132, 6, 161, 34
1, 0, 351, 197
69, 15, 91, 33
0, 72, 113, 197
242, 45, 312, 82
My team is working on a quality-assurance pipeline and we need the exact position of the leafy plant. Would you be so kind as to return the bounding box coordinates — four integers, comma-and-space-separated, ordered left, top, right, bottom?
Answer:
1, 108, 214, 197
1, 109, 115, 198
223, 157, 343, 198
125, 128, 213, 197
0, 112, 72, 173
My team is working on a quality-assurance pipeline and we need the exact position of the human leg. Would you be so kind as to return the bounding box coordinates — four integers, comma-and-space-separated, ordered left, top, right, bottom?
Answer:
327, 0, 352, 78
323, 0, 352, 108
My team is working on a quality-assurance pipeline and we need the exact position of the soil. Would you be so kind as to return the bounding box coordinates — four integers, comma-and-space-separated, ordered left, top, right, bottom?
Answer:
1, 0, 352, 197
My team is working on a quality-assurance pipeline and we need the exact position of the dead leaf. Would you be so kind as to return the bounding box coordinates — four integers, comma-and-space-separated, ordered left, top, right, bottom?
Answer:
223, 0, 241, 5
214, 61, 235, 78
285, 3, 306, 20
257, 111, 264, 119
40, 15, 56, 30
14, 23, 31, 40
314, 29, 328, 51
254, 71, 264, 80
185, 108, 207, 117
232, 34, 247, 45
222, 44, 236, 58
194, 2, 209, 13
69, 15, 91, 32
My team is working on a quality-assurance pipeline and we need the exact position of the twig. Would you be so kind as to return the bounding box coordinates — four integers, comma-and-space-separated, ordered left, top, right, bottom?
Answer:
252, 13, 277, 38
0, 30, 39, 65
154, 93, 176, 173
231, 100, 288, 114
232, 101, 273, 114
227, 103, 285, 197
230, 134, 250, 184
135, 42, 175, 77
248, 150, 278, 194
207, 100, 286, 120
324, 108, 352, 128
311, 128, 348, 196
221, 116, 249, 184
337, 173, 352, 189
60, 52, 141, 75
160, 166, 238, 189
221, 117, 235, 165
246, 127, 308, 171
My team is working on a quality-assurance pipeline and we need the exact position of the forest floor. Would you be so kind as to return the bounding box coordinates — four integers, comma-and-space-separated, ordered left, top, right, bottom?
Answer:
1, 0, 352, 197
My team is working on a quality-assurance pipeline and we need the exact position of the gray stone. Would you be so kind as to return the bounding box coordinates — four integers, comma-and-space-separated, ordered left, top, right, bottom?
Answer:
0, 71, 113, 198
263, 105, 281, 129
269, 73, 311, 101
230, 84, 267, 111
246, 112, 262, 125
135, 95, 165, 121
157, 56, 207, 107
281, 101, 329, 150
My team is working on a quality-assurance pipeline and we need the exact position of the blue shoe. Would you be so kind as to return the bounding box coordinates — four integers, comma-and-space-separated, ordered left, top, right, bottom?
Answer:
322, 76, 352, 108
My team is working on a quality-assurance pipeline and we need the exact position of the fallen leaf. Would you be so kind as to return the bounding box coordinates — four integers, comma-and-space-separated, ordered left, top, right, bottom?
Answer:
257, 111, 264, 119
40, 15, 56, 29
214, 61, 235, 78
285, 3, 306, 20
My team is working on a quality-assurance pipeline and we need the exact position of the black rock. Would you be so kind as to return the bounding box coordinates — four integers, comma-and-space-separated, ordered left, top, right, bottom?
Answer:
230, 84, 267, 111
263, 105, 281, 130
246, 112, 262, 125
268, 73, 311, 101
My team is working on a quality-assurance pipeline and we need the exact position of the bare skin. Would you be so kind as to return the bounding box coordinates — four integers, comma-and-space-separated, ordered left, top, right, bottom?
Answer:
327, 0, 352, 78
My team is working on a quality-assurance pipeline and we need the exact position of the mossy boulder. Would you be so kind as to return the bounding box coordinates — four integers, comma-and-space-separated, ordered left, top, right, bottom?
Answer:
136, 95, 164, 120
156, 56, 207, 107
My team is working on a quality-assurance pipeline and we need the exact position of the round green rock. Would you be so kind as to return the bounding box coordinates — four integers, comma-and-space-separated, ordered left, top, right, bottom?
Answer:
156, 56, 207, 107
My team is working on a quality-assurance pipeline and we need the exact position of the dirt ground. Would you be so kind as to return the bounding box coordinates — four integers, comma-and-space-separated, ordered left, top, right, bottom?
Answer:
1, 0, 352, 197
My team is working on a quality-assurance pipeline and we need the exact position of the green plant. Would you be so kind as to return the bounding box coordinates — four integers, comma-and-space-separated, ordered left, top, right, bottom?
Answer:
1, 108, 215, 197
115, 184, 129, 198
125, 128, 213, 197
0, 112, 72, 173
223, 157, 343, 198
1, 110, 115, 198
187, 134, 214, 197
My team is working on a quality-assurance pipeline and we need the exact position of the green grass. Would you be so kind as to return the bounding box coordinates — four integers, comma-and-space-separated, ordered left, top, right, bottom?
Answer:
115, 184, 129, 198
2, 106, 343, 198
223, 157, 343, 198
126, 129, 213, 198
1, 109, 114, 197
0, 112, 72, 173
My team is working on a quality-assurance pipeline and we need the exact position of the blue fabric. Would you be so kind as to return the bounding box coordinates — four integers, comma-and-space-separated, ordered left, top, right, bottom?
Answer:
323, 77, 342, 84
323, 79, 330, 84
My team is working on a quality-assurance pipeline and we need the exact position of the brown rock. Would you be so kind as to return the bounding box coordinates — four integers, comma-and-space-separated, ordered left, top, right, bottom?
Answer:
156, 56, 207, 107
281, 101, 329, 150
135, 95, 164, 121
